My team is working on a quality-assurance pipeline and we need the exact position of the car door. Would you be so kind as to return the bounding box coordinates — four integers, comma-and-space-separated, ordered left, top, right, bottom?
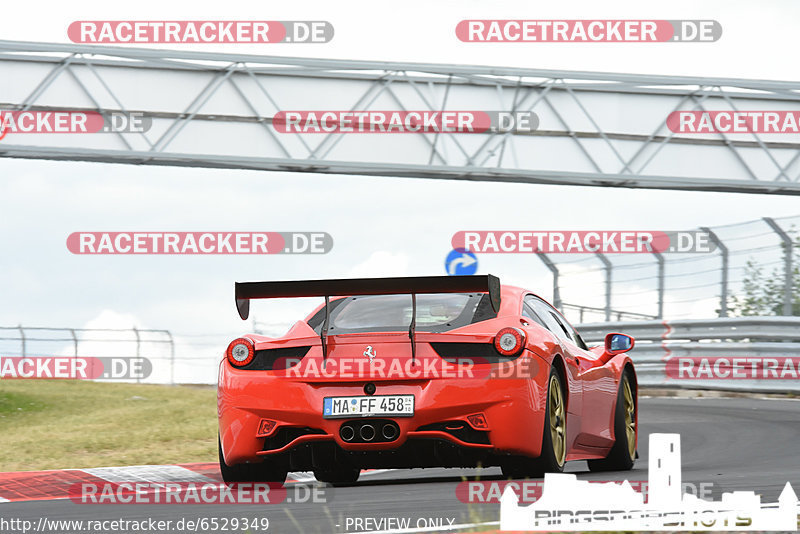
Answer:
547, 307, 617, 450
524, 296, 584, 453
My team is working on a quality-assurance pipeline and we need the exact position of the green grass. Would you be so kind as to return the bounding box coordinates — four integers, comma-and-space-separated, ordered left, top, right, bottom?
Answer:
0, 380, 217, 472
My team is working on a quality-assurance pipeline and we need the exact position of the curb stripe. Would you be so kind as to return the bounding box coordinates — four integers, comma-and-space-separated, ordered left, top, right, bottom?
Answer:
84, 465, 217, 483
0, 465, 397, 503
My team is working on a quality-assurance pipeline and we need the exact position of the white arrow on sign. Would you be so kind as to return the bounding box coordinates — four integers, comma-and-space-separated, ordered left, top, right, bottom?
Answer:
448, 254, 477, 275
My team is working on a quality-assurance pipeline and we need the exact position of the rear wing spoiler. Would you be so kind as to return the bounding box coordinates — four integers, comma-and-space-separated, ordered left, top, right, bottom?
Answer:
234, 274, 501, 320
235, 274, 500, 362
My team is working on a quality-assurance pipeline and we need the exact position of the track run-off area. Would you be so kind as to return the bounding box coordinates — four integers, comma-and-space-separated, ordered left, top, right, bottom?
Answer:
1, 396, 799, 533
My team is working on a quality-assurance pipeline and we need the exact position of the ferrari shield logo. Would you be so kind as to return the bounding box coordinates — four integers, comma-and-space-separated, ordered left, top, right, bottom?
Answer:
363, 345, 376, 363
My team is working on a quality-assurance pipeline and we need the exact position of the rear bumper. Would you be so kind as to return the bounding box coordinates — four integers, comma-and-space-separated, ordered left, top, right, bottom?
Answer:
218, 353, 549, 467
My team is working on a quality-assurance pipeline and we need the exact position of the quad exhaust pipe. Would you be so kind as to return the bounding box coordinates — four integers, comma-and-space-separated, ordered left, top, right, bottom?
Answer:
339, 420, 400, 443
359, 423, 376, 442
381, 423, 399, 440
340, 424, 355, 442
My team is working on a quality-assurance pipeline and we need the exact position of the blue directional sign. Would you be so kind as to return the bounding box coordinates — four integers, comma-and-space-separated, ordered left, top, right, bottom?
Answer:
445, 248, 479, 276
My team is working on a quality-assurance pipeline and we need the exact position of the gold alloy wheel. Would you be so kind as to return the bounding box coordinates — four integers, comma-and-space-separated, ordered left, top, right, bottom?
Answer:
549, 374, 566, 466
623, 377, 637, 459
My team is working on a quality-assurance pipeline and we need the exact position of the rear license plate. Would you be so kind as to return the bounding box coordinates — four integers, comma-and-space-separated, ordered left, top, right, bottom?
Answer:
323, 395, 414, 418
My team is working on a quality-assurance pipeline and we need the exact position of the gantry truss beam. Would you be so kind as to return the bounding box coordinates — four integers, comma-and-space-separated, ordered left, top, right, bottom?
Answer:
2, 40, 800, 195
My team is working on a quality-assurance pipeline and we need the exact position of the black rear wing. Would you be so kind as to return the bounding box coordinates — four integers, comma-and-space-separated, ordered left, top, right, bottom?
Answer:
235, 275, 500, 362
234, 274, 501, 320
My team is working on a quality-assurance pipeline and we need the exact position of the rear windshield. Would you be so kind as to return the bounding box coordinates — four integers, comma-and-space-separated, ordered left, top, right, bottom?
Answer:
307, 293, 496, 334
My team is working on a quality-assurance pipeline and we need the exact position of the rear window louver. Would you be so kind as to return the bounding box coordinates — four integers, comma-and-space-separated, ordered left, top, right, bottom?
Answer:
241, 346, 312, 370
430, 342, 519, 363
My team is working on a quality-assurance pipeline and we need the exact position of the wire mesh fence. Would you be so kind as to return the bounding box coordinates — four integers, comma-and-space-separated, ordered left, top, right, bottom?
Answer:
555, 214, 800, 324
0, 326, 178, 383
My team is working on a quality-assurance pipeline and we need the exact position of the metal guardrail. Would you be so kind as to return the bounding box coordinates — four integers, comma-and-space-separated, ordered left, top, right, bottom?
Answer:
561, 303, 657, 323
577, 317, 800, 393
4, 318, 799, 391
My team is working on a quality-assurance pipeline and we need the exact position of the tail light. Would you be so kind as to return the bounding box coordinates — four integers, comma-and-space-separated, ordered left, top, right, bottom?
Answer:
226, 337, 255, 367
494, 327, 525, 357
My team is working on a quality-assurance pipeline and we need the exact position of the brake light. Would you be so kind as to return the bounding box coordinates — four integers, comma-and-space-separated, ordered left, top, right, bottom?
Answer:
467, 413, 489, 430
494, 327, 525, 357
226, 337, 255, 367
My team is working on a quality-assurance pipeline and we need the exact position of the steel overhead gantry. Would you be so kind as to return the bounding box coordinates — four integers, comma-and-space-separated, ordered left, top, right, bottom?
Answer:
2, 40, 800, 195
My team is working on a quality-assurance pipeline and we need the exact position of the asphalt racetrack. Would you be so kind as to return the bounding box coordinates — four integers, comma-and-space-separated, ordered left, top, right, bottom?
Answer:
3, 397, 799, 533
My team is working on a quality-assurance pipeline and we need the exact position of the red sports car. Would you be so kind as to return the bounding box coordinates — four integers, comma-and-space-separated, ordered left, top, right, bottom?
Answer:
217, 275, 637, 485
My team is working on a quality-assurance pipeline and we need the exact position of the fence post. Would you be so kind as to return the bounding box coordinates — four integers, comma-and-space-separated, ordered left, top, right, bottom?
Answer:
69, 328, 78, 358
18, 325, 25, 359
701, 226, 729, 317
132, 326, 141, 383
165, 330, 175, 385
652, 250, 665, 319
538, 253, 562, 310
70, 328, 79, 379
595, 253, 613, 321
763, 217, 793, 316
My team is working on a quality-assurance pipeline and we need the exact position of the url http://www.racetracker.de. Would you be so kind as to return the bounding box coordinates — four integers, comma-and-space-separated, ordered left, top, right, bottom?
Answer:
0, 516, 271, 534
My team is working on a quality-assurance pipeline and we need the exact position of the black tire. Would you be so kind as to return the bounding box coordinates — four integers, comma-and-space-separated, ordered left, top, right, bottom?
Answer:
587, 368, 637, 472
502, 365, 567, 478
313, 467, 361, 486
218, 435, 288, 483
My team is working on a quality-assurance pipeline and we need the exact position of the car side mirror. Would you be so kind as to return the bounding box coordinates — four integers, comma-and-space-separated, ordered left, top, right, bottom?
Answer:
605, 333, 634, 355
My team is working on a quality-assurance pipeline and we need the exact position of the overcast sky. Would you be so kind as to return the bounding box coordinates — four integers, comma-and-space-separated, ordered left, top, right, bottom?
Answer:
1, 0, 799, 381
